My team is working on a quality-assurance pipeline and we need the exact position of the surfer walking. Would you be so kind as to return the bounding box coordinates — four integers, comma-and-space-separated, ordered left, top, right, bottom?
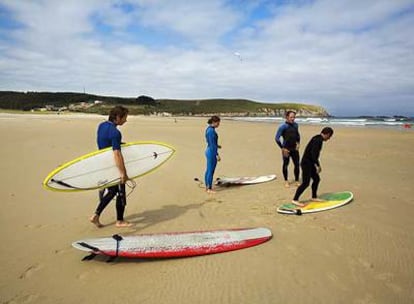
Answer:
204, 115, 221, 194
292, 127, 334, 207
90, 106, 133, 228
275, 111, 301, 188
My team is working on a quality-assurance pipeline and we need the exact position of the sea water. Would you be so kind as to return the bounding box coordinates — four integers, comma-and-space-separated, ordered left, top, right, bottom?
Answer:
228, 116, 414, 129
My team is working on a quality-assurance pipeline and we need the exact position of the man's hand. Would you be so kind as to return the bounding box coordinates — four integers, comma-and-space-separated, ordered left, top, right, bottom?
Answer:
120, 173, 129, 184
296, 143, 300, 150
282, 148, 290, 158
316, 165, 322, 174
217, 155, 221, 162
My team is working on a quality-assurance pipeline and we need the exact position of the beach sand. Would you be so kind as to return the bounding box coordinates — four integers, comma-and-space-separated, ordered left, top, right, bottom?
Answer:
1, 113, 413, 304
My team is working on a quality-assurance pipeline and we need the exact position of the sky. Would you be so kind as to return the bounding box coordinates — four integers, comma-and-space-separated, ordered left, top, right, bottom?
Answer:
0, 0, 413, 116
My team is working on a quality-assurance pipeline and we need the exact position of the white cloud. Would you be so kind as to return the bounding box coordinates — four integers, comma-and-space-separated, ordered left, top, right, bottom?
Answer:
0, 0, 413, 115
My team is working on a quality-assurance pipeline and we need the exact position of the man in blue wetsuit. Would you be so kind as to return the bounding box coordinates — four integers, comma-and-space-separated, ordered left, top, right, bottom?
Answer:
204, 115, 221, 193
275, 111, 301, 187
90, 106, 132, 228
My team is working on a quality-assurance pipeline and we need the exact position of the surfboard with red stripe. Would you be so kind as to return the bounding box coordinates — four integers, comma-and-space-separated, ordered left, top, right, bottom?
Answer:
72, 227, 272, 259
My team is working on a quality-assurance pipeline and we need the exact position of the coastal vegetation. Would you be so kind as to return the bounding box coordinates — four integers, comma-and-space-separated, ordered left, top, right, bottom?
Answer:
0, 91, 329, 117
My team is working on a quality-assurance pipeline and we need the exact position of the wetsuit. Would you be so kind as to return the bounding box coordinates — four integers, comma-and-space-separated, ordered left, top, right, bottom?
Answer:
94, 121, 126, 221
204, 125, 219, 189
293, 134, 324, 201
275, 122, 300, 181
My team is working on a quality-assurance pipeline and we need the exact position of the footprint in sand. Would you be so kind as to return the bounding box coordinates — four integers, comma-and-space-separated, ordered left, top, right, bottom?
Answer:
4, 294, 40, 304
24, 224, 48, 229
19, 264, 42, 280
374, 272, 403, 294
77, 272, 89, 280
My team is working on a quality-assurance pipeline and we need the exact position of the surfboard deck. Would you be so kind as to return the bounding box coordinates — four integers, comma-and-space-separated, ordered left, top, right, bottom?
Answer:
43, 141, 175, 192
216, 174, 276, 186
72, 227, 272, 259
277, 191, 353, 215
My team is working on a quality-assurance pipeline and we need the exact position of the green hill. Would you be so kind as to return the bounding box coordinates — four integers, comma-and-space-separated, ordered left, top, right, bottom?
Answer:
0, 91, 329, 116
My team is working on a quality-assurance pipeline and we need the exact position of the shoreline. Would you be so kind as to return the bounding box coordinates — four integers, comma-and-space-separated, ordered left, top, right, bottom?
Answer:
1, 111, 412, 131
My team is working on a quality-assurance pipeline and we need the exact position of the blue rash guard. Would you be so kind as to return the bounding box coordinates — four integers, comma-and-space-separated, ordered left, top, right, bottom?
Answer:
204, 125, 219, 189
97, 121, 122, 150
275, 122, 300, 151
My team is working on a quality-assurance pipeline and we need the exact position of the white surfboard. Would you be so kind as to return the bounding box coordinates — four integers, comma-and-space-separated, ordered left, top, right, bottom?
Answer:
43, 141, 175, 192
72, 227, 272, 259
216, 174, 276, 186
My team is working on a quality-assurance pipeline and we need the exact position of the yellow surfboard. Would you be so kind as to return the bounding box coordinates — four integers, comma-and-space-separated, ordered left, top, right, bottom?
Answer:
43, 141, 175, 192
277, 192, 353, 215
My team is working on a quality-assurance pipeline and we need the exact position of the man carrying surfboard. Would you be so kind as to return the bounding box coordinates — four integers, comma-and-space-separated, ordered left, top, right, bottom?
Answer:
292, 127, 334, 207
90, 106, 133, 228
204, 115, 221, 194
275, 111, 301, 188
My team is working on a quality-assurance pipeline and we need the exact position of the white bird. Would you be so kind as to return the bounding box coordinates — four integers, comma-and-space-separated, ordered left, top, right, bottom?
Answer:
234, 52, 242, 62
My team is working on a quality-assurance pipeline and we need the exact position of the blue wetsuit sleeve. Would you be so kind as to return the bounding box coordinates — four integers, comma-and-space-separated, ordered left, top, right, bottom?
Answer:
275, 125, 285, 149
111, 129, 122, 150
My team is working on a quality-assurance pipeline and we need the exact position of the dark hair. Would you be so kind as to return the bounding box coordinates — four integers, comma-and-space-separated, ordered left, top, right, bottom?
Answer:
108, 106, 129, 122
208, 115, 221, 124
321, 127, 334, 136
285, 110, 296, 118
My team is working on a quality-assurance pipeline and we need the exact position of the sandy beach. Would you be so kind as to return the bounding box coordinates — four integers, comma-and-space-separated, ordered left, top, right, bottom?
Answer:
0, 113, 413, 304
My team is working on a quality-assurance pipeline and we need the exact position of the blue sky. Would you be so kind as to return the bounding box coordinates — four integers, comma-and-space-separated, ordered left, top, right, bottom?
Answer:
0, 0, 413, 116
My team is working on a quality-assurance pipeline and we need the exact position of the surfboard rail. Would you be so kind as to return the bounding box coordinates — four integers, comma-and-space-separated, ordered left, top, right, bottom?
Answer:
43, 141, 176, 192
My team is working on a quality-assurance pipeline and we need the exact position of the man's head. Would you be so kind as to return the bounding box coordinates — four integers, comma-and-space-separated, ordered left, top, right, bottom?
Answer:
109, 106, 129, 126
321, 127, 334, 141
285, 111, 296, 123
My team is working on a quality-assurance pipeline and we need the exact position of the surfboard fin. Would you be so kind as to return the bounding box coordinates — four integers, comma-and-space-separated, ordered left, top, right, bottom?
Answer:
82, 253, 97, 261
106, 256, 117, 263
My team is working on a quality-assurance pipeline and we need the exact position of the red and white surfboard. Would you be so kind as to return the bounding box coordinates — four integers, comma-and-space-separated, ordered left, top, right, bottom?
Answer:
72, 227, 272, 259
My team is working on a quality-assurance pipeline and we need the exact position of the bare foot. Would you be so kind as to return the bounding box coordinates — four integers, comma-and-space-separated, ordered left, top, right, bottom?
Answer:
115, 221, 133, 228
90, 214, 103, 228
295, 181, 301, 187
206, 189, 216, 194
284, 182, 290, 188
291, 200, 306, 207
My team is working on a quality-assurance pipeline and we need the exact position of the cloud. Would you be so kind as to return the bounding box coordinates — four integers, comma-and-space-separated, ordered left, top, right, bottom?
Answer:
0, 0, 413, 115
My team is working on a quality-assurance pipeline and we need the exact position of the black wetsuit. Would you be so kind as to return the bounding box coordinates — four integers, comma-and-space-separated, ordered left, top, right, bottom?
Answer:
293, 134, 324, 201
275, 122, 300, 181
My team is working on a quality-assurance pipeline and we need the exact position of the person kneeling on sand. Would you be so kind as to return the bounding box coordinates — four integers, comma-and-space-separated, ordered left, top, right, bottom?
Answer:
292, 127, 334, 207
90, 106, 133, 228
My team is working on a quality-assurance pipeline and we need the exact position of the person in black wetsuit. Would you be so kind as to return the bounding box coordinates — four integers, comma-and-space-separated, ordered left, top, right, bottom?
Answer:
275, 111, 301, 187
292, 127, 334, 207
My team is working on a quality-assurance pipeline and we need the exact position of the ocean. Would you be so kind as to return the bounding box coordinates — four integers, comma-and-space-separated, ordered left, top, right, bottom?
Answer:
228, 116, 414, 129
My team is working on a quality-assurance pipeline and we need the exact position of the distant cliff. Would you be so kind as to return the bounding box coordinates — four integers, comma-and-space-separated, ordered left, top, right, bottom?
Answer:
0, 91, 329, 117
